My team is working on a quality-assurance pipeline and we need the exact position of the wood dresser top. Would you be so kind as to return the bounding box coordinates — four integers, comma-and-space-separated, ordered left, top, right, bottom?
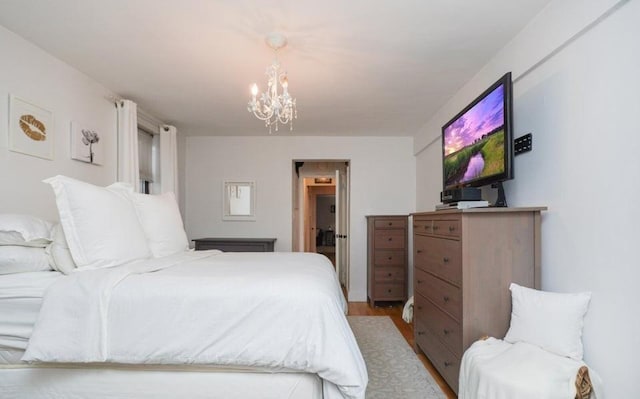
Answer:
412, 206, 547, 216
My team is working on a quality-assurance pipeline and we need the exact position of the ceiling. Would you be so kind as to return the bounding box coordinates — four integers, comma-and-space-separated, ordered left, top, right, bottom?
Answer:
0, 0, 551, 137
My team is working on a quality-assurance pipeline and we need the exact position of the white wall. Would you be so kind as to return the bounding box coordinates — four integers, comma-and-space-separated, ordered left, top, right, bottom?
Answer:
185, 136, 416, 301
0, 25, 117, 220
414, 0, 638, 396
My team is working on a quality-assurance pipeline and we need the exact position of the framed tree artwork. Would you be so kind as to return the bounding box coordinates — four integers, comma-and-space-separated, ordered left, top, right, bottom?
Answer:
71, 121, 103, 165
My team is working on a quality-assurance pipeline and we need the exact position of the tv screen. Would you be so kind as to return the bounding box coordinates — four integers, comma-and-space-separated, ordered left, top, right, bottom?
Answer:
442, 73, 513, 191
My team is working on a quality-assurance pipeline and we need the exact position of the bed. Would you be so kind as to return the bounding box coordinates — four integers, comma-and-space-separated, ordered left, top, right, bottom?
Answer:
0, 176, 368, 399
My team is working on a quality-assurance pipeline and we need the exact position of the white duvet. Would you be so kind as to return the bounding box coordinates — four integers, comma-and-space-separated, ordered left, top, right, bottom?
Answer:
23, 251, 367, 399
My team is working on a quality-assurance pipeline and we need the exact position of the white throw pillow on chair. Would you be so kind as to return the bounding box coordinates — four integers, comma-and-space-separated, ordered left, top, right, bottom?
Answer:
504, 283, 591, 360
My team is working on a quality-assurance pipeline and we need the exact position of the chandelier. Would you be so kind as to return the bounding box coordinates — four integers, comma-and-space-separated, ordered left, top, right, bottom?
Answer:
247, 32, 297, 133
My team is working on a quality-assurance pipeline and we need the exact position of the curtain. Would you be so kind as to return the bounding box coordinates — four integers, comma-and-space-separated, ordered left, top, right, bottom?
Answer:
116, 100, 140, 191
160, 125, 179, 201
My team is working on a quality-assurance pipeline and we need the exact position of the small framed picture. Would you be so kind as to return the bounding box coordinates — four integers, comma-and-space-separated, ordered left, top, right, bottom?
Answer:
9, 95, 54, 160
71, 121, 103, 165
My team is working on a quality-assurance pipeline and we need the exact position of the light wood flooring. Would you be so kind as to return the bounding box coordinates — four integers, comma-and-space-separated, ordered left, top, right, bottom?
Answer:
348, 301, 457, 399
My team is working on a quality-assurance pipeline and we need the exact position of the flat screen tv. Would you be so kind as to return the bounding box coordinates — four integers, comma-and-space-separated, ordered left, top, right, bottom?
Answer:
442, 72, 513, 194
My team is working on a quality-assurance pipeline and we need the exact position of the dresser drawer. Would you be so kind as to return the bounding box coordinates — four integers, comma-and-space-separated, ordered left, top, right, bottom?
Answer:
414, 235, 462, 286
374, 266, 405, 283
373, 283, 405, 299
414, 268, 461, 321
433, 219, 461, 239
374, 250, 405, 266
415, 293, 462, 357
413, 219, 434, 236
374, 218, 406, 230
374, 229, 405, 249
415, 319, 460, 393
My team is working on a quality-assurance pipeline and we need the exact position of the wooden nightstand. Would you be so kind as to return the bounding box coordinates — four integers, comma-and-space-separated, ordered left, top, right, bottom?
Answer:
192, 238, 276, 252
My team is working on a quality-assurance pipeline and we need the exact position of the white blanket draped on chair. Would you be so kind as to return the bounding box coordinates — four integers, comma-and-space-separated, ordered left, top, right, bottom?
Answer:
459, 338, 603, 399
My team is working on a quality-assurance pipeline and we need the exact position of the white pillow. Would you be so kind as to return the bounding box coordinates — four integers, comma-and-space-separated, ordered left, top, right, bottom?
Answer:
0, 246, 52, 274
504, 283, 591, 360
130, 192, 189, 257
45, 224, 77, 274
0, 214, 53, 247
43, 175, 152, 269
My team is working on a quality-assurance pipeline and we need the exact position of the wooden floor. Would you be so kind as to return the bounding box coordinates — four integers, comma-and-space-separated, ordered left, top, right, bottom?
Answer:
348, 301, 457, 399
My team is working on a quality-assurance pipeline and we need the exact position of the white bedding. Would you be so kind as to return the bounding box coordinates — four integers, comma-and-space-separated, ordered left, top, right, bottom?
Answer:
23, 250, 367, 399
0, 271, 62, 350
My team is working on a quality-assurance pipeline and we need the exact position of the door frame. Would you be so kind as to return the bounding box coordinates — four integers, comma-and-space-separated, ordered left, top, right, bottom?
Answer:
292, 160, 351, 296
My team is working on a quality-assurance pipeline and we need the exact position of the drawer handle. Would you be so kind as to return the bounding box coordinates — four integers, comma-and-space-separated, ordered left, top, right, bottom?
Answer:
387, 289, 392, 293
387, 273, 392, 277
388, 237, 393, 242
417, 279, 423, 284
448, 225, 456, 232
433, 226, 439, 231
443, 296, 450, 302
388, 256, 392, 260
417, 305, 422, 310
417, 331, 425, 336
443, 257, 450, 263
443, 329, 450, 335
388, 222, 393, 226
444, 361, 452, 367
416, 249, 423, 254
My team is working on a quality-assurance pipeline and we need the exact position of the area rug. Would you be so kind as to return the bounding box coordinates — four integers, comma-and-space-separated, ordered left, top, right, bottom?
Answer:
348, 316, 447, 399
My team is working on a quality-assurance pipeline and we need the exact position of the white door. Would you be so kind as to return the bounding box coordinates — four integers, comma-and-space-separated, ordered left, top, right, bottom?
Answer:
335, 167, 350, 290
342, 166, 350, 290
335, 170, 341, 282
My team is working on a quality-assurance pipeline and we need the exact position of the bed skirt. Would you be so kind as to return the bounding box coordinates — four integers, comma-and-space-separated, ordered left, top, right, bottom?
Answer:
0, 364, 323, 399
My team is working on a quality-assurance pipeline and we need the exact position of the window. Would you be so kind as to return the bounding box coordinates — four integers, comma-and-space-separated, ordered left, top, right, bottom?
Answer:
138, 128, 155, 194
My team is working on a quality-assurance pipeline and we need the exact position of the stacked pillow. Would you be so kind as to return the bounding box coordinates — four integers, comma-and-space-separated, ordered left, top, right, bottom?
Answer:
43, 175, 189, 273
0, 214, 54, 274
128, 191, 189, 258
45, 224, 77, 274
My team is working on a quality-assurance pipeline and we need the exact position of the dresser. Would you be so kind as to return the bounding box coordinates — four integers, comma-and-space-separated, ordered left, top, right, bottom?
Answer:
193, 238, 276, 252
412, 207, 545, 393
366, 215, 409, 307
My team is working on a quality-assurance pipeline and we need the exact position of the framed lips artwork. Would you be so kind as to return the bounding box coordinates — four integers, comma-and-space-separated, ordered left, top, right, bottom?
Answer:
9, 95, 54, 160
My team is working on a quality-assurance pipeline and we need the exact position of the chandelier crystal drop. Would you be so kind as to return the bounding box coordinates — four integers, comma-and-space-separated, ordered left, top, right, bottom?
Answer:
247, 33, 297, 134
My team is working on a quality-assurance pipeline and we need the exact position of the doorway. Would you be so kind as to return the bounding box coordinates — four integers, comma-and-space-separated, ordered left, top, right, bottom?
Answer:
315, 193, 336, 265
292, 161, 350, 296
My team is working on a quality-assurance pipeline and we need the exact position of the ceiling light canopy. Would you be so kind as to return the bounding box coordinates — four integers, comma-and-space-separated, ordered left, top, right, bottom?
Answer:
247, 32, 297, 134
